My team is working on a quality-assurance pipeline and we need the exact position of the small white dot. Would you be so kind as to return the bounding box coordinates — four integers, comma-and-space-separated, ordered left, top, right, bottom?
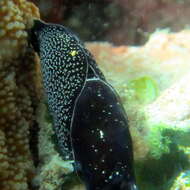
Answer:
109, 175, 113, 179
94, 149, 98, 152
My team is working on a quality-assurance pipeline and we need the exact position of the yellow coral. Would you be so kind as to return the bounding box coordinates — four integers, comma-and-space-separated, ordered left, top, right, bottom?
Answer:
0, 0, 40, 189
0, 0, 39, 60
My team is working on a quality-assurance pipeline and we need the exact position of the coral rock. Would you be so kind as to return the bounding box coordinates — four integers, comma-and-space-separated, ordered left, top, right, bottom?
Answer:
0, 0, 40, 189
0, 0, 39, 60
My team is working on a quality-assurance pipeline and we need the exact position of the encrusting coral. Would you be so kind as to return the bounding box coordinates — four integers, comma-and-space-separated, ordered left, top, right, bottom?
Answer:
0, 0, 40, 189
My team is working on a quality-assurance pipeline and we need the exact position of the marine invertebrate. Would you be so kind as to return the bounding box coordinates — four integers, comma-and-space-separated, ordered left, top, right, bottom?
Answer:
30, 20, 138, 190
0, 0, 40, 189
31, 21, 88, 160
32, 28, 190, 189
71, 78, 137, 190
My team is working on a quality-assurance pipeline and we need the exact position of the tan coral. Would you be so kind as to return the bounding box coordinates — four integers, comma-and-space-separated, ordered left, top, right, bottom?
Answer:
145, 73, 190, 127
87, 30, 190, 91
0, 0, 39, 60
0, 0, 40, 190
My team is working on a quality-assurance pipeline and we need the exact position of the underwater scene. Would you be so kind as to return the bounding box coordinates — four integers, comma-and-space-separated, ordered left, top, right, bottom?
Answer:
0, 0, 190, 190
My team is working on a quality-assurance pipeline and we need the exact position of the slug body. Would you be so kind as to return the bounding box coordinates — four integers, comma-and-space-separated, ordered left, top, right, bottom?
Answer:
30, 20, 138, 190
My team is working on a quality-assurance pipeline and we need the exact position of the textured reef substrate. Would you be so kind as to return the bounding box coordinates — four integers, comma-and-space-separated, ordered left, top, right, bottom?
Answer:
0, 0, 40, 189
0, 1, 190, 189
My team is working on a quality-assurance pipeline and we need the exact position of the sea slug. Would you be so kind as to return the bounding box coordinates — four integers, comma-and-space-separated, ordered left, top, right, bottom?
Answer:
30, 20, 138, 190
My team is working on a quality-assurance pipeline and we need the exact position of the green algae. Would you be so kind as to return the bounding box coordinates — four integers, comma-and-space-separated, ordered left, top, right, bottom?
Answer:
128, 76, 159, 104
145, 122, 190, 159
147, 123, 171, 158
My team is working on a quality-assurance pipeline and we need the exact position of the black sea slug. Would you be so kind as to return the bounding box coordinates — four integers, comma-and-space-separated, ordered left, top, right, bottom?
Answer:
30, 20, 139, 190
